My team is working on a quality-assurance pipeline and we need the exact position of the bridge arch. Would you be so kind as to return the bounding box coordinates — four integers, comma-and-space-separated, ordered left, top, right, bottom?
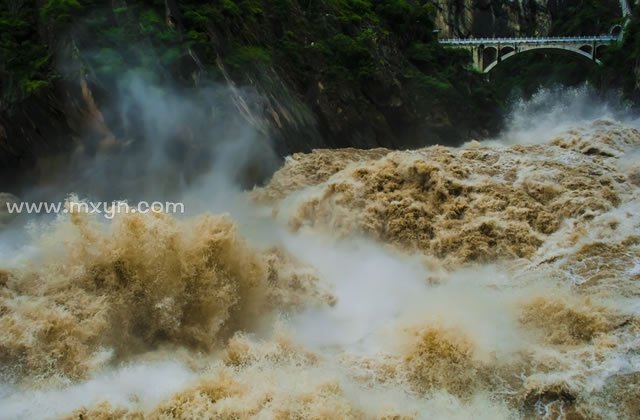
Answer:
610, 24, 623, 37
481, 46, 498, 66
483, 45, 603, 73
500, 46, 515, 55
579, 45, 593, 54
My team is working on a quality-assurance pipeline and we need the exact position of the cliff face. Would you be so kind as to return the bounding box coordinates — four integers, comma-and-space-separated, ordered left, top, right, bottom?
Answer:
432, 0, 623, 38
432, 0, 552, 38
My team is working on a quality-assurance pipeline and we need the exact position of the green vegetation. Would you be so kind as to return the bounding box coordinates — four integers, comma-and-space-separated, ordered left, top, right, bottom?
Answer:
40, 0, 83, 22
4, 0, 640, 148
38, 0, 489, 132
1, 1, 53, 102
76, 3, 183, 84
595, 9, 640, 101
1, 0, 188, 102
549, 0, 622, 36
226, 46, 272, 73
0, 0, 501, 151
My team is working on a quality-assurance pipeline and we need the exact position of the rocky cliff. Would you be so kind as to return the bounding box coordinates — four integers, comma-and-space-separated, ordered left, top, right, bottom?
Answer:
432, 0, 622, 38
432, 0, 551, 38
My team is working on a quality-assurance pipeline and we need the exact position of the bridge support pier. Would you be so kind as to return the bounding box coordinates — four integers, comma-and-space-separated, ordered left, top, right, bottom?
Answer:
474, 46, 483, 72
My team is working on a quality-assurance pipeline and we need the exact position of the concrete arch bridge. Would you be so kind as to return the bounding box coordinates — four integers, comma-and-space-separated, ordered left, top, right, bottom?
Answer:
439, 35, 619, 73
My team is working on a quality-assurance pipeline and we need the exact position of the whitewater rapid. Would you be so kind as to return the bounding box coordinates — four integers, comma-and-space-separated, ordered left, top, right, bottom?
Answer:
0, 90, 639, 419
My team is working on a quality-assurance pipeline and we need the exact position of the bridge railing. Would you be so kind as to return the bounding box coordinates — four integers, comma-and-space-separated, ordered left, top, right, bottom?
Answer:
439, 35, 618, 45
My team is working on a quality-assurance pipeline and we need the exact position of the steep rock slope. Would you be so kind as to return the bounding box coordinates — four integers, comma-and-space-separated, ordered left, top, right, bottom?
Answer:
432, 0, 551, 37
433, 0, 622, 38
0, 0, 498, 193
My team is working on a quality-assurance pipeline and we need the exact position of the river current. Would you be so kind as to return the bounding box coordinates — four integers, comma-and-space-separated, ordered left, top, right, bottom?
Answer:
0, 88, 639, 419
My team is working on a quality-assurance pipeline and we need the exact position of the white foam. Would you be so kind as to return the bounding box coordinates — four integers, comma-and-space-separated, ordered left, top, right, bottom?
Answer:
0, 361, 195, 419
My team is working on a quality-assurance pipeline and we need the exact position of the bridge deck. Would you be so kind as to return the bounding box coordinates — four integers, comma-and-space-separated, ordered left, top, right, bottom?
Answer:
439, 35, 618, 45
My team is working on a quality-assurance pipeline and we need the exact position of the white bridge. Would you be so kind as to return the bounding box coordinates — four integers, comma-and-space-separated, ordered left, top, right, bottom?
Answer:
440, 35, 620, 73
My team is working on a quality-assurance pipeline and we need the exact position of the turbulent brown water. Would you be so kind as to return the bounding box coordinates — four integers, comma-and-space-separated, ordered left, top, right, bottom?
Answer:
1, 109, 640, 417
